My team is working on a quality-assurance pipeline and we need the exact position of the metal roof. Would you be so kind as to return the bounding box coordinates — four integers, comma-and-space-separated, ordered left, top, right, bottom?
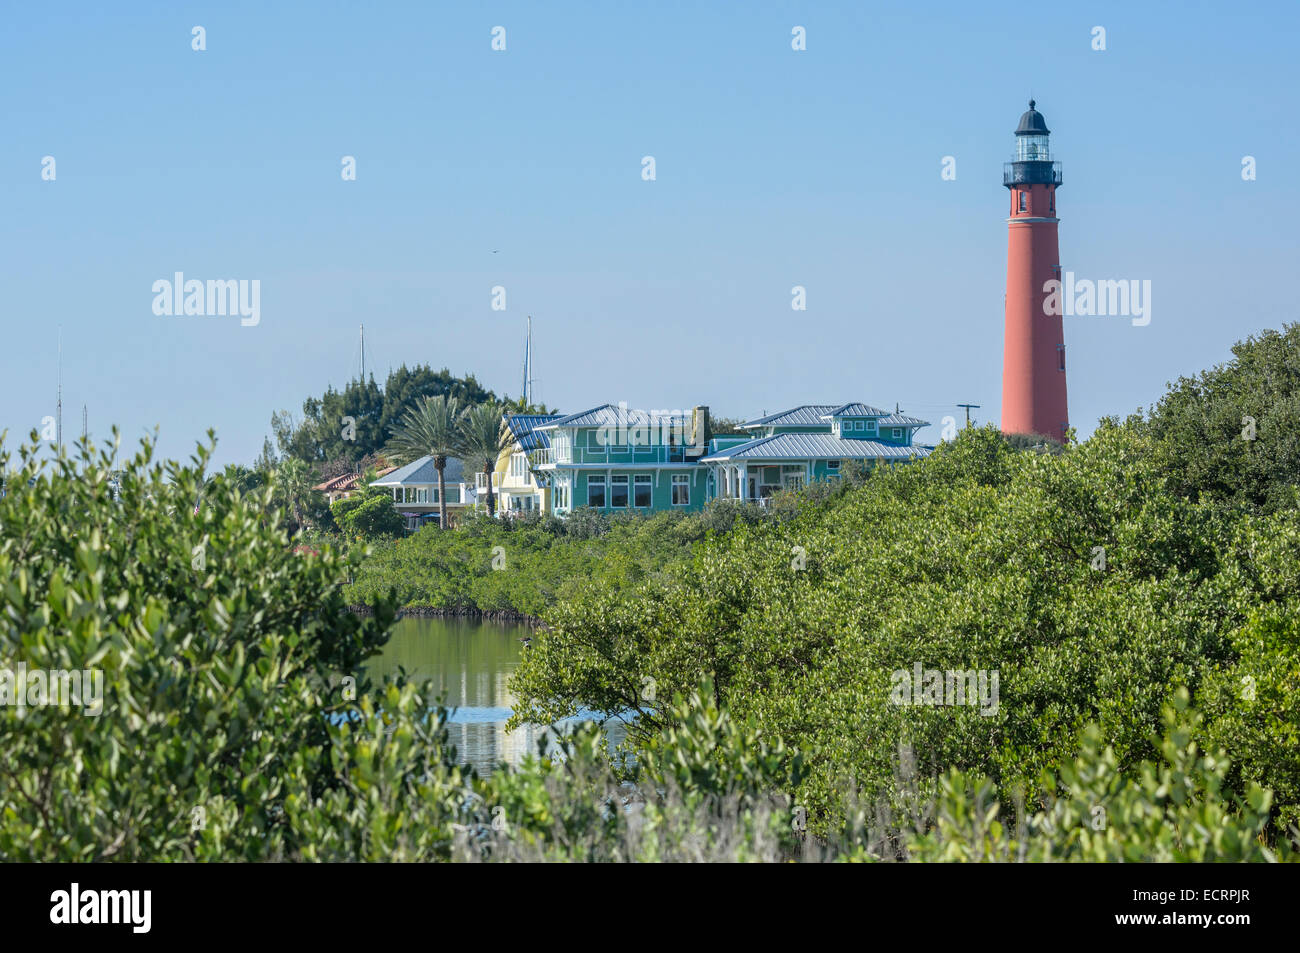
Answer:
701, 433, 934, 462
370, 455, 466, 485
505, 413, 563, 450
741, 405, 840, 429
535, 404, 691, 430
874, 413, 930, 427
1015, 99, 1050, 136
534, 404, 607, 429
823, 402, 891, 418
746, 403, 929, 429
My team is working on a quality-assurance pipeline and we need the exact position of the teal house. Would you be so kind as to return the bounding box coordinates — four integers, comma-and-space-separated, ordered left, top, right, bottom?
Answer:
532, 401, 931, 514
533, 404, 713, 514
701, 403, 931, 502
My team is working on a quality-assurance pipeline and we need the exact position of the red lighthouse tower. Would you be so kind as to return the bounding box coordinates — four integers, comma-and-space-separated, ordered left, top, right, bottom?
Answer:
1001, 100, 1068, 441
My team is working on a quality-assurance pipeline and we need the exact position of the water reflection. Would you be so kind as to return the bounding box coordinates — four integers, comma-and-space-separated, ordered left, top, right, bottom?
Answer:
365, 616, 627, 776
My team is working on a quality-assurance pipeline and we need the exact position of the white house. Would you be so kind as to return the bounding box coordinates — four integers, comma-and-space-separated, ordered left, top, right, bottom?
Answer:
369, 456, 476, 531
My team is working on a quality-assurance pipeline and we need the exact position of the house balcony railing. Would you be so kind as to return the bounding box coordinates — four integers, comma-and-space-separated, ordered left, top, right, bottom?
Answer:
713, 494, 774, 508
391, 483, 468, 506
532, 445, 713, 468
553, 447, 692, 465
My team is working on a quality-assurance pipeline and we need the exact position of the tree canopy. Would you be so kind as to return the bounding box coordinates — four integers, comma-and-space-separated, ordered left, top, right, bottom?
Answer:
1144, 322, 1300, 513
271, 366, 498, 469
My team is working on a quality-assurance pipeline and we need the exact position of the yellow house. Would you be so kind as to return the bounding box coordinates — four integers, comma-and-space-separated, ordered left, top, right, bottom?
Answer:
480, 413, 562, 515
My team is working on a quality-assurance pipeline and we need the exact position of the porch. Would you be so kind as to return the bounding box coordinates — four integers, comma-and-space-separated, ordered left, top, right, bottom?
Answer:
711, 463, 810, 502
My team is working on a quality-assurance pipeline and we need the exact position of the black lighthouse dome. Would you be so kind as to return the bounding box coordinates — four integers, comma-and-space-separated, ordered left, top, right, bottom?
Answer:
1004, 99, 1062, 188
1015, 99, 1050, 136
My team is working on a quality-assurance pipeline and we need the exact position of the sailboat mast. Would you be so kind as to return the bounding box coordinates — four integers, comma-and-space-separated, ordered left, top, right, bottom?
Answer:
360, 323, 365, 381
57, 327, 63, 453
522, 316, 533, 407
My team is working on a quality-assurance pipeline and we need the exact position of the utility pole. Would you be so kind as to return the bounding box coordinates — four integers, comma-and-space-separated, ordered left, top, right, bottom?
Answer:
957, 403, 981, 428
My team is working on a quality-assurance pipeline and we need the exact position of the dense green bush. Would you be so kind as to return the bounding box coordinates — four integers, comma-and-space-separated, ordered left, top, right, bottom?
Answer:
328, 478, 405, 540
0, 430, 1292, 861
1144, 321, 1300, 513
509, 420, 1300, 840
6, 322, 1299, 862
330, 493, 366, 528
0, 434, 815, 861
0, 431, 397, 860
437, 685, 1294, 862
1201, 606, 1300, 832
900, 690, 1287, 862
340, 494, 404, 539
342, 504, 773, 615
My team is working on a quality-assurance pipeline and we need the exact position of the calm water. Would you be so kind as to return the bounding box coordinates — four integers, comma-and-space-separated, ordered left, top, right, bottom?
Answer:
364, 616, 626, 776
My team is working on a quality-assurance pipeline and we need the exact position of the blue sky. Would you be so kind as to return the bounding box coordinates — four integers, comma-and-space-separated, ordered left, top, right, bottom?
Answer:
3, 0, 1297, 467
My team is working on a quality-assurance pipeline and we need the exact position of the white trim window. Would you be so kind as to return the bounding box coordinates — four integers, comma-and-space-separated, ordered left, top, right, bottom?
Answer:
634, 474, 652, 507
587, 475, 606, 508
864, 419, 878, 436
610, 474, 629, 508
827, 459, 840, 471
671, 473, 690, 505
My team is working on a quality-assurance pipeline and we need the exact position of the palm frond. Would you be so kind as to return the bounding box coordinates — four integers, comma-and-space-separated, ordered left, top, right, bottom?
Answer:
456, 402, 511, 469
384, 394, 462, 465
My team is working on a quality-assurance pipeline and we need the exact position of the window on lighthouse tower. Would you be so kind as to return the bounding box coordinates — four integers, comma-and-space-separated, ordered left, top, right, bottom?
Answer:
1018, 192, 1027, 213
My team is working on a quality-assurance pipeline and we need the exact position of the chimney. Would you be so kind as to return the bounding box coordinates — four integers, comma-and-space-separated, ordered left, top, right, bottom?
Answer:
690, 406, 710, 452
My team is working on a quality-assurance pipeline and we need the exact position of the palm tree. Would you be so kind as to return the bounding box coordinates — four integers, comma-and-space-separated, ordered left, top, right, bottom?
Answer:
271, 457, 314, 533
457, 402, 511, 517
385, 394, 462, 529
